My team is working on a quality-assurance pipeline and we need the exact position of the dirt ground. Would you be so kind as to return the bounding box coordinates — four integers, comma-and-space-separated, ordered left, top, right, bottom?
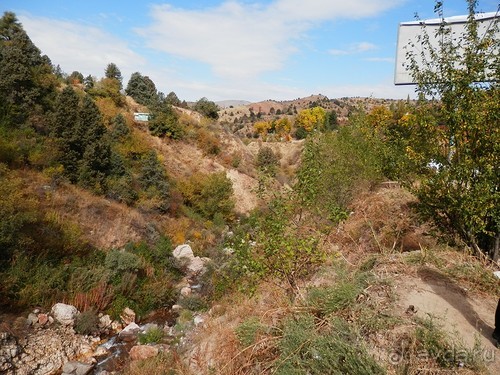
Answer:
395, 269, 500, 374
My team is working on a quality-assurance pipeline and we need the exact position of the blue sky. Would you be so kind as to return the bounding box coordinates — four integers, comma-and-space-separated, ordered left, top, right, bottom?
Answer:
2, 0, 498, 102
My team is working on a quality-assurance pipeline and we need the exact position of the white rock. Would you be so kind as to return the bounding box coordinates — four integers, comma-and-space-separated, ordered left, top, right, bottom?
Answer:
180, 287, 192, 296
120, 322, 140, 334
193, 315, 204, 327
171, 305, 183, 313
187, 257, 205, 275
98, 314, 112, 329
173, 244, 194, 260
120, 307, 136, 325
51, 303, 78, 326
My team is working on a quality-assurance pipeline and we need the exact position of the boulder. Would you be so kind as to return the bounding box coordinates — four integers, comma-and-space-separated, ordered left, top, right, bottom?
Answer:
51, 303, 79, 326
98, 314, 112, 329
120, 307, 136, 325
27, 313, 38, 326
173, 244, 194, 260
38, 313, 49, 326
129, 345, 159, 361
62, 360, 93, 375
0, 332, 20, 373
118, 322, 140, 342
186, 257, 205, 275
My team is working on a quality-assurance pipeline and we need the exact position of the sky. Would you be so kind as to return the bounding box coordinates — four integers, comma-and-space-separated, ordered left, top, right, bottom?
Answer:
2, 0, 498, 102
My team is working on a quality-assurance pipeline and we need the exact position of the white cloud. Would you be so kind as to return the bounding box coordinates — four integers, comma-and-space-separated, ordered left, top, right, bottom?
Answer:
136, 0, 403, 79
320, 80, 416, 100
329, 42, 378, 55
19, 14, 146, 80
364, 57, 395, 62
271, 0, 403, 20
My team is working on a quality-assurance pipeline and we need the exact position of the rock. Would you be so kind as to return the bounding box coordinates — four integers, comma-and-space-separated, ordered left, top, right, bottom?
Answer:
98, 314, 112, 329
7, 325, 94, 375
171, 304, 183, 313
38, 313, 49, 326
27, 313, 38, 326
120, 307, 136, 325
51, 303, 79, 326
193, 315, 204, 327
173, 244, 194, 259
180, 287, 192, 296
62, 360, 93, 375
111, 320, 122, 332
0, 331, 20, 372
119, 322, 141, 342
129, 345, 159, 361
209, 304, 224, 316
186, 257, 205, 275
92, 346, 108, 357
222, 247, 234, 255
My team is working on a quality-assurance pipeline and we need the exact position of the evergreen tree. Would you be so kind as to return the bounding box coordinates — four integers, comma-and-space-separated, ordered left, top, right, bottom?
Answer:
104, 62, 122, 89
194, 97, 219, 120
139, 151, 170, 212
83, 75, 94, 90
110, 113, 129, 140
125, 72, 159, 107
165, 91, 181, 107
0, 12, 55, 126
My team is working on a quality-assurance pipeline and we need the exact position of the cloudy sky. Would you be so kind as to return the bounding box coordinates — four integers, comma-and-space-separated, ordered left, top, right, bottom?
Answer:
2, 0, 498, 102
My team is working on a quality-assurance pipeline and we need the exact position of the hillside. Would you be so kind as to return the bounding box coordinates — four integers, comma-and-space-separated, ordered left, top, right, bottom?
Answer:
1, 10, 499, 375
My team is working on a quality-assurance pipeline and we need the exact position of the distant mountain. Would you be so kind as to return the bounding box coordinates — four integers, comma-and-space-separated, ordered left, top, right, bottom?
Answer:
216, 100, 252, 108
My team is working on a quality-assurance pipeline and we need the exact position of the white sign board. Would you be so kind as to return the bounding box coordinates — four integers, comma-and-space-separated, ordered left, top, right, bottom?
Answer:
394, 12, 499, 85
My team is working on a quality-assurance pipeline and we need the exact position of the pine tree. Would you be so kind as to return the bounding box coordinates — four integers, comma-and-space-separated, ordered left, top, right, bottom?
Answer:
104, 62, 122, 89
0, 12, 55, 126
125, 72, 159, 107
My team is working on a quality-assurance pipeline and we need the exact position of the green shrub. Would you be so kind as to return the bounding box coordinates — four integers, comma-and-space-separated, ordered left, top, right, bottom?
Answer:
178, 172, 235, 222
275, 315, 384, 375
105, 249, 143, 276
235, 317, 264, 347
296, 126, 383, 222
178, 295, 207, 311
75, 309, 99, 335
138, 325, 164, 344
255, 146, 279, 176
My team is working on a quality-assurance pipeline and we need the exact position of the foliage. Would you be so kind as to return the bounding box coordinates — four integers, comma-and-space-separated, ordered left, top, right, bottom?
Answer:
126, 72, 159, 107
148, 103, 182, 139
253, 120, 271, 138
104, 249, 143, 276
196, 128, 221, 155
0, 165, 38, 265
110, 113, 130, 140
0, 12, 56, 127
138, 325, 164, 344
223, 192, 324, 298
178, 172, 235, 222
306, 273, 368, 316
402, 0, 500, 259
75, 309, 99, 335
275, 315, 384, 375
139, 150, 170, 212
194, 97, 219, 120
255, 146, 279, 177
165, 91, 181, 107
294, 107, 327, 134
235, 317, 264, 347
104, 62, 123, 89
296, 125, 384, 223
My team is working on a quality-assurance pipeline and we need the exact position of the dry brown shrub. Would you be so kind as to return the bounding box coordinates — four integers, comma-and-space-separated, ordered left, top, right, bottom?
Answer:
333, 186, 436, 261
70, 282, 113, 312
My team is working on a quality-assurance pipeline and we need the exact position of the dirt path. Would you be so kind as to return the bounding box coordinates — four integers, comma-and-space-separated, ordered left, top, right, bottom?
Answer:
395, 268, 499, 373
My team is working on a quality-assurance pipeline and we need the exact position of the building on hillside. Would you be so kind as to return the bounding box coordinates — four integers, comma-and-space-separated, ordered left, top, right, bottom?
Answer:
134, 112, 150, 122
